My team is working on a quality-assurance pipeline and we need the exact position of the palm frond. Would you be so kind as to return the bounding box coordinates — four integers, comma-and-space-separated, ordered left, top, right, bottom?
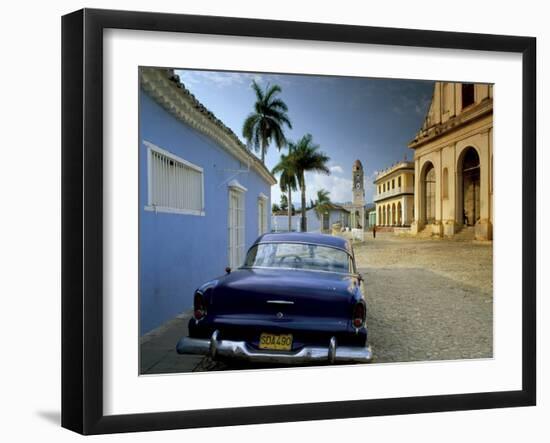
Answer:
242, 113, 259, 147
271, 125, 287, 150
266, 98, 289, 112
263, 108, 293, 129
264, 84, 283, 103
272, 153, 298, 193
251, 80, 264, 102
317, 189, 331, 203
244, 81, 292, 163
313, 188, 332, 219
278, 113, 292, 130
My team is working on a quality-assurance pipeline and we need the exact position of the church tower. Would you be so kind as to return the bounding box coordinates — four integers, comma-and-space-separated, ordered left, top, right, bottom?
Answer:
352, 159, 365, 206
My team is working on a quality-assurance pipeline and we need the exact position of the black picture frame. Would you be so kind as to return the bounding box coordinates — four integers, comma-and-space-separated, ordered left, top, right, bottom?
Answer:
61, 8, 536, 435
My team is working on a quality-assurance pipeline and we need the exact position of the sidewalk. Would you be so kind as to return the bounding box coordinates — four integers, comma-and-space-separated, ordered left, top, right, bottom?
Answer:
140, 310, 206, 374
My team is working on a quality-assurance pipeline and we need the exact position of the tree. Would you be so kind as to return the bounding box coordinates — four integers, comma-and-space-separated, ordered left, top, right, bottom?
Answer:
291, 134, 331, 232
272, 203, 281, 213
242, 80, 292, 163
314, 189, 332, 220
279, 194, 288, 212
272, 152, 298, 231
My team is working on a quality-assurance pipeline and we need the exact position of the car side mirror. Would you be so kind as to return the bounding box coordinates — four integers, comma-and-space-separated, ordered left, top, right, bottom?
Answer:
225, 267, 231, 274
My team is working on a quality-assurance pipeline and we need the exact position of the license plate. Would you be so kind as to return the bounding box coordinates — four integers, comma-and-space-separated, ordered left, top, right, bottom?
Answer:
259, 333, 293, 351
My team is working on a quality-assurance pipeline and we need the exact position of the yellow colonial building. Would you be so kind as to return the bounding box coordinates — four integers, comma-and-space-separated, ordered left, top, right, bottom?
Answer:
408, 82, 493, 240
374, 161, 415, 227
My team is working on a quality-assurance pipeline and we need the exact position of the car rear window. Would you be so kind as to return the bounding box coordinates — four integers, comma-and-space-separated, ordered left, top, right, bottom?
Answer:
244, 242, 352, 273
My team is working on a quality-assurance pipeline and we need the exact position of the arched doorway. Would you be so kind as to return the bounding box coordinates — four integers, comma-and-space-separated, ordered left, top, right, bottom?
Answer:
423, 162, 436, 224
386, 205, 390, 226
397, 202, 402, 225
461, 147, 480, 226
391, 203, 396, 225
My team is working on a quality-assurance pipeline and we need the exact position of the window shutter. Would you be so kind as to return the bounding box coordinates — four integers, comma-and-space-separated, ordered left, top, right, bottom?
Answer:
147, 143, 204, 215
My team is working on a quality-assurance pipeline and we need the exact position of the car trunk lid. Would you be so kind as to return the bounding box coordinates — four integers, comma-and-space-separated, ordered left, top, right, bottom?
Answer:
210, 268, 358, 320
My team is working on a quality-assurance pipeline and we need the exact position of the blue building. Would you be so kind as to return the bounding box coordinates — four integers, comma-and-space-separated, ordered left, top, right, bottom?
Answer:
139, 68, 276, 335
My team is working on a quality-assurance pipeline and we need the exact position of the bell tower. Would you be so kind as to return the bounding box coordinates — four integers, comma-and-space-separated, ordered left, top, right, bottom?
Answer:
352, 160, 365, 206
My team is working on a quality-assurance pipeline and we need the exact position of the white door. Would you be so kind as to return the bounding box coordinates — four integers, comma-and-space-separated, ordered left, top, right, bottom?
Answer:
228, 190, 245, 268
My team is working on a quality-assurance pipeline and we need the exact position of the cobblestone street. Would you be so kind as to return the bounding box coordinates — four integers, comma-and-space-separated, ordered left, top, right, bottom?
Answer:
356, 232, 493, 363
141, 232, 493, 374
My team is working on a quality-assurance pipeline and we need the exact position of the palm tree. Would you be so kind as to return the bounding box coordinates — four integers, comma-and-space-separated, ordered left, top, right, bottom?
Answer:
272, 152, 298, 231
242, 80, 292, 163
291, 134, 330, 232
279, 194, 288, 212
314, 189, 332, 220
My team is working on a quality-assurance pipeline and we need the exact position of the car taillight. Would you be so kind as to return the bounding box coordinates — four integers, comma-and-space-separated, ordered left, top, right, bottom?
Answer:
352, 302, 365, 328
194, 292, 206, 320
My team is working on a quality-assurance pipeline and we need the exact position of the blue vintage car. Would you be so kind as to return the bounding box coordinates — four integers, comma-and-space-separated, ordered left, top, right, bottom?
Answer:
176, 232, 372, 365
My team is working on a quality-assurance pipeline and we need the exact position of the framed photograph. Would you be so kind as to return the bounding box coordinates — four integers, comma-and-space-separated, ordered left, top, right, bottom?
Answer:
62, 8, 536, 435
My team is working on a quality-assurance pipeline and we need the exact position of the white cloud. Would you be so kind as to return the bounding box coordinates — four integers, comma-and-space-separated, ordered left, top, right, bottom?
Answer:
174, 70, 298, 91
329, 165, 344, 174
271, 172, 353, 208
305, 172, 352, 204
271, 169, 380, 208
175, 70, 262, 89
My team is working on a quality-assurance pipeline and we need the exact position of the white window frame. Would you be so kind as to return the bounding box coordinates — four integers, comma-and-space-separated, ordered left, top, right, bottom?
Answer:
228, 180, 247, 268
258, 193, 269, 236
143, 140, 205, 216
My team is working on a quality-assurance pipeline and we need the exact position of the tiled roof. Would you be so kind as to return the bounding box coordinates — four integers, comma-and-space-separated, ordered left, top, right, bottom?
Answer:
140, 67, 277, 185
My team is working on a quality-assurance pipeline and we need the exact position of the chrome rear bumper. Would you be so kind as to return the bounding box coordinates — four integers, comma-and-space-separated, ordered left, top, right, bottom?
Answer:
176, 331, 373, 364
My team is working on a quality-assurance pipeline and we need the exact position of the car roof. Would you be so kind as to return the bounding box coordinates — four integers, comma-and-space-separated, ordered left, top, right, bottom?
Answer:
254, 232, 352, 254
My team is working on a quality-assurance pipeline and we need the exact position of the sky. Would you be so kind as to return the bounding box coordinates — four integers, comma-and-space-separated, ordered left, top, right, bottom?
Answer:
175, 68, 434, 207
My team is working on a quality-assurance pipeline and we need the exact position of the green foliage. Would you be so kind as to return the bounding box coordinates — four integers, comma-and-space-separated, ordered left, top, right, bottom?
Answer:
289, 134, 331, 231
272, 151, 299, 227
272, 152, 298, 195
279, 193, 288, 211
314, 189, 332, 220
242, 80, 292, 163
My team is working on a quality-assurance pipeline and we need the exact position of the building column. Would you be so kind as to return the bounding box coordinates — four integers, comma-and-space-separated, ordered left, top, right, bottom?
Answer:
402, 197, 407, 226
476, 129, 492, 240
433, 151, 443, 237
411, 158, 421, 234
